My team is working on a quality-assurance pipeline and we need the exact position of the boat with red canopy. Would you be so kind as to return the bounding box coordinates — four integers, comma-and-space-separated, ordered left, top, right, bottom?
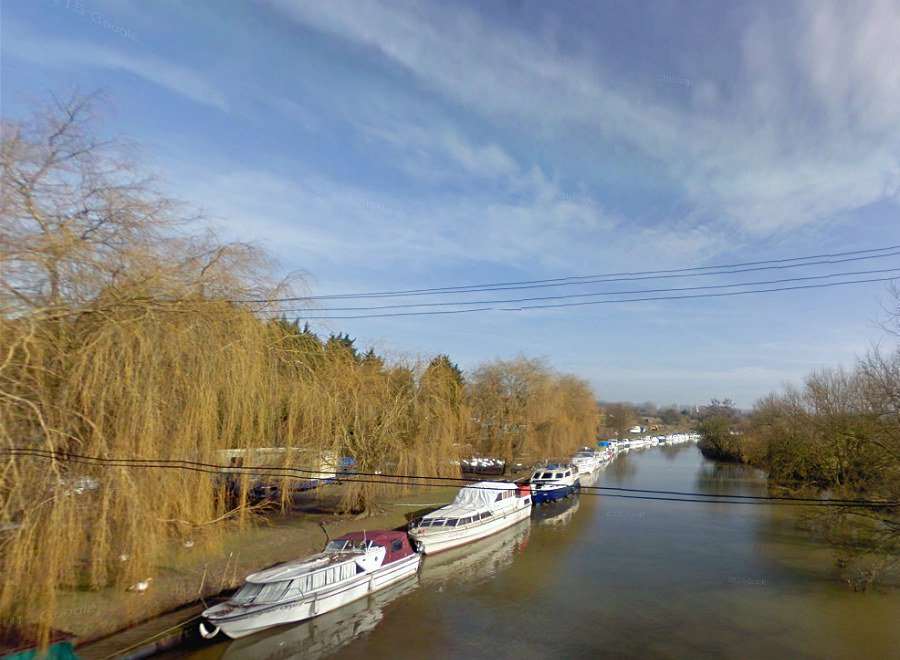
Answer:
200, 530, 420, 639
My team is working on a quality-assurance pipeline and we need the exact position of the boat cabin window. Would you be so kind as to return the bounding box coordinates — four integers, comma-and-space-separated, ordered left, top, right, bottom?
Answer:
479, 511, 492, 520
431, 519, 446, 527
540, 472, 552, 479
289, 561, 357, 595
564, 471, 571, 477
418, 519, 432, 527
446, 519, 459, 527
554, 472, 563, 479
391, 539, 403, 552
325, 540, 350, 552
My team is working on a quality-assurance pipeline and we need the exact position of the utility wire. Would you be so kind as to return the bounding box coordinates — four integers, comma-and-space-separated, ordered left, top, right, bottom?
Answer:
231, 244, 900, 302
5, 448, 897, 507
290, 274, 900, 319
258, 265, 900, 313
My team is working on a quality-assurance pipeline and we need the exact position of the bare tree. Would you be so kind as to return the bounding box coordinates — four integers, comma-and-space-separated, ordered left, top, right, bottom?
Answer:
1, 91, 282, 317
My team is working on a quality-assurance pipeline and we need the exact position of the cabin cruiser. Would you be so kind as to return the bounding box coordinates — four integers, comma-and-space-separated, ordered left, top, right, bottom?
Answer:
421, 518, 531, 587
199, 531, 420, 639
530, 464, 580, 504
570, 448, 601, 475
219, 577, 420, 660
408, 481, 532, 554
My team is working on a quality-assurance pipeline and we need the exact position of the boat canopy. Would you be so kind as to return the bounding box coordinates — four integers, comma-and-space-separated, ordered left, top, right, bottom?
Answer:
336, 531, 415, 564
422, 481, 517, 522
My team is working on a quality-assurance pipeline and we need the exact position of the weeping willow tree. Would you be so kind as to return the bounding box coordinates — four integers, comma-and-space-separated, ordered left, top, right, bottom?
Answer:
466, 357, 600, 463
0, 94, 469, 644
0, 95, 598, 644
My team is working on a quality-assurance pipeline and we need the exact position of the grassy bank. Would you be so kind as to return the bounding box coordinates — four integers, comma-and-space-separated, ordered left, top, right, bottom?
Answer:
56, 483, 459, 644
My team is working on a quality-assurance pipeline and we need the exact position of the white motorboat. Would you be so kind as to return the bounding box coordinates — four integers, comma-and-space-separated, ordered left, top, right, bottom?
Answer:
421, 519, 531, 588
218, 576, 420, 660
200, 531, 420, 639
408, 481, 532, 554
571, 448, 601, 475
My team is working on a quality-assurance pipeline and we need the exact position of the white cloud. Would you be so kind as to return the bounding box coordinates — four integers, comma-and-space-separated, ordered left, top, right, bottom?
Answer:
269, 0, 900, 236
361, 121, 519, 182
165, 160, 620, 278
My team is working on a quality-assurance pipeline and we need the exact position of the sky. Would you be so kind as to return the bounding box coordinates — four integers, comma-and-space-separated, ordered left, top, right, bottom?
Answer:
3, 0, 900, 407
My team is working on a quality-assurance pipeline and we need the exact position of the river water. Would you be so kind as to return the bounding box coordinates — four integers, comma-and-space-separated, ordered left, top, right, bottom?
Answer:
180, 445, 899, 660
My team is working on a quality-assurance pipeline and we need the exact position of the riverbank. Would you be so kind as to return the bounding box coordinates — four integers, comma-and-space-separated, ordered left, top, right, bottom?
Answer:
167, 446, 900, 660
62, 482, 460, 654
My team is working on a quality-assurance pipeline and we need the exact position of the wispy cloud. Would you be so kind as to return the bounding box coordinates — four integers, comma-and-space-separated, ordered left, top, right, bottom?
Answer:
270, 0, 900, 236
4, 18, 228, 111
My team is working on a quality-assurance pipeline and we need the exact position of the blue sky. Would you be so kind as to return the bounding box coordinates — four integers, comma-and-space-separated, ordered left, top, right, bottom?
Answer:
3, 0, 900, 407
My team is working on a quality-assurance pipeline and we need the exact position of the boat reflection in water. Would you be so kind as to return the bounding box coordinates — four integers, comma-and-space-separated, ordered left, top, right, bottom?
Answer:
218, 576, 419, 660
420, 518, 531, 588
531, 493, 580, 528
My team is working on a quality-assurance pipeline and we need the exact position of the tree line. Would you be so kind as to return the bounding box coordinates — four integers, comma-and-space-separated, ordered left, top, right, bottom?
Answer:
0, 95, 599, 641
697, 365, 900, 588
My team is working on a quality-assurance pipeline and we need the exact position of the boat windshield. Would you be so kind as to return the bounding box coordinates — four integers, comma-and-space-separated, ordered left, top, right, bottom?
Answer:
325, 540, 350, 552
232, 580, 291, 605
540, 472, 553, 479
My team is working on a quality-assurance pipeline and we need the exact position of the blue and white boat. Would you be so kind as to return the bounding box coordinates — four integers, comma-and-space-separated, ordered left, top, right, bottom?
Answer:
529, 464, 580, 504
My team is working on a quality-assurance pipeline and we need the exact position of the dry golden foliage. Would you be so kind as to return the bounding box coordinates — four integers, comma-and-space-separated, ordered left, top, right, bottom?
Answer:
0, 95, 599, 645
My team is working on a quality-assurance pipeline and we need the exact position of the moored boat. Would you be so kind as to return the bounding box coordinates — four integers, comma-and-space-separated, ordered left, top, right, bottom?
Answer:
200, 531, 420, 640
570, 448, 601, 475
408, 481, 532, 554
529, 464, 580, 504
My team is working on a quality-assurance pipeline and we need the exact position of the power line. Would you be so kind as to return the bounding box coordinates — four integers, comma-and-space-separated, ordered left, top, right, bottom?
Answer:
290, 274, 900, 319
260, 265, 900, 313
4, 448, 897, 507
233, 244, 900, 302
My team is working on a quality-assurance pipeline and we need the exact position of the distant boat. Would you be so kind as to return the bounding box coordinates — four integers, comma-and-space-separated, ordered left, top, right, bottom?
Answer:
200, 531, 420, 640
460, 457, 506, 475
529, 464, 580, 504
408, 481, 532, 554
570, 448, 601, 475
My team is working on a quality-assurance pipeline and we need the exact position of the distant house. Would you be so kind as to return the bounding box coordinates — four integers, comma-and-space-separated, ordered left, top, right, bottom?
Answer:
628, 425, 645, 434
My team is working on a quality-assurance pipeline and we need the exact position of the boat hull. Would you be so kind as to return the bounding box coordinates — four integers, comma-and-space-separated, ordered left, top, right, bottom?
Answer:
410, 502, 531, 555
532, 483, 578, 504
572, 461, 598, 475
205, 553, 421, 639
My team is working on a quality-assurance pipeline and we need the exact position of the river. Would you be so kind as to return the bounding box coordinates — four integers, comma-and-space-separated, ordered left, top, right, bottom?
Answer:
178, 445, 900, 659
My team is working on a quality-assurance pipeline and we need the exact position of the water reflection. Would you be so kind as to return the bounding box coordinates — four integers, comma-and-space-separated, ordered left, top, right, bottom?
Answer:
604, 452, 637, 481
176, 449, 900, 660
421, 519, 531, 588
658, 442, 694, 461
218, 577, 419, 660
532, 494, 580, 527
694, 460, 768, 497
